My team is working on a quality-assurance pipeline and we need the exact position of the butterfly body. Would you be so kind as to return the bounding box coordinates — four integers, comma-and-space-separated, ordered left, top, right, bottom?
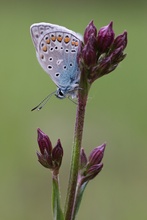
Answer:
30, 23, 83, 99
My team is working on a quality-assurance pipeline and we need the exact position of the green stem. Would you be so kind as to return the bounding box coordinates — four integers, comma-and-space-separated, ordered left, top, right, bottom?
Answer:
64, 71, 90, 220
72, 181, 88, 220
52, 171, 64, 220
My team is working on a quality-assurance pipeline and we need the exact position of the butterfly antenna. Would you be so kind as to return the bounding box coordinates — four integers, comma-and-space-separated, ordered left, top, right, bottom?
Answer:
31, 91, 56, 111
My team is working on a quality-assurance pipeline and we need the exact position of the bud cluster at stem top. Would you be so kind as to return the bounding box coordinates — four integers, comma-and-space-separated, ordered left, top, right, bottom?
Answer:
79, 20, 128, 84
79, 143, 106, 185
37, 128, 63, 173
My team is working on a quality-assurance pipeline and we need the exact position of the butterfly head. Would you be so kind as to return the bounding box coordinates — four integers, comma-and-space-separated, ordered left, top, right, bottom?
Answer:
55, 85, 79, 99
55, 88, 65, 99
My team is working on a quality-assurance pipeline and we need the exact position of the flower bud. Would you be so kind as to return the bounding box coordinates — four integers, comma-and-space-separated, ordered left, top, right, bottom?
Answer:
52, 139, 63, 168
113, 31, 127, 50
110, 46, 127, 64
81, 163, 103, 184
36, 129, 63, 171
80, 148, 87, 169
97, 21, 114, 53
88, 143, 106, 166
79, 143, 106, 185
37, 151, 52, 169
98, 57, 111, 76
86, 163, 103, 180
82, 39, 97, 67
84, 20, 97, 44
37, 128, 52, 155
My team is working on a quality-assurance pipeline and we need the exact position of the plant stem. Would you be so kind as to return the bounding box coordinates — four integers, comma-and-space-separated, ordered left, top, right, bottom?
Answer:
52, 171, 64, 220
72, 180, 88, 220
64, 71, 90, 220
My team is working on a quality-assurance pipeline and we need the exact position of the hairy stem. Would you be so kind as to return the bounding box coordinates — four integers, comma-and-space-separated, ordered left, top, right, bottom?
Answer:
64, 71, 90, 220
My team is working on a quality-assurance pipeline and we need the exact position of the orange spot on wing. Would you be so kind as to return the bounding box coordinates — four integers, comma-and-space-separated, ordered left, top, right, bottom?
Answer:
46, 38, 50, 44
75, 41, 79, 46
64, 36, 70, 43
57, 36, 63, 42
51, 35, 56, 41
42, 45, 47, 52
71, 40, 75, 46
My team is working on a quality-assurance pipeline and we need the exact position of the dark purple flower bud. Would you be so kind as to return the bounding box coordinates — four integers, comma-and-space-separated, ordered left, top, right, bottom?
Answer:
110, 46, 126, 64
88, 143, 106, 166
37, 128, 52, 155
84, 20, 97, 44
81, 163, 103, 184
52, 139, 63, 168
82, 39, 97, 67
97, 21, 115, 53
86, 163, 103, 180
106, 64, 118, 75
98, 56, 111, 75
37, 151, 52, 169
89, 56, 112, 83
113, 31, 127, 50
36, 129, 63, 171
80, 148, 87, 169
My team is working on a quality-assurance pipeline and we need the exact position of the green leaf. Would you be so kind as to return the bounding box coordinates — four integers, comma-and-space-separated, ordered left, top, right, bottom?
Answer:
52, 175, 64, 220
72, 181, 88, 220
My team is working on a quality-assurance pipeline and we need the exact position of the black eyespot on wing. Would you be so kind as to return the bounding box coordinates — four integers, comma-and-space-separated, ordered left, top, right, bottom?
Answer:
71, 49, 76, 53
48, 65, 53, 69
49, 57, 53, 61
55, 73, 60, 77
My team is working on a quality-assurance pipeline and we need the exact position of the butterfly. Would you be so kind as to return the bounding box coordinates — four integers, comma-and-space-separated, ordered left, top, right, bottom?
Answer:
30, 22, 83, 110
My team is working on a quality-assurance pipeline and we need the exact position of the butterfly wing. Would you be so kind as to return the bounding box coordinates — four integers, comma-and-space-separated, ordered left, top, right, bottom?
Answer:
30, 23, 83, 93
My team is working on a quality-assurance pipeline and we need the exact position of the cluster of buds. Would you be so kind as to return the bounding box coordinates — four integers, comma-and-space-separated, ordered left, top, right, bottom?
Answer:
80, 21, 127, 83
37, 128, 63, 173
79, 143, 106, 185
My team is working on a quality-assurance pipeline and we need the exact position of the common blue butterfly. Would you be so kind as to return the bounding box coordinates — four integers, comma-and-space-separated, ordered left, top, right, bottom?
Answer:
30, 23, 83, 106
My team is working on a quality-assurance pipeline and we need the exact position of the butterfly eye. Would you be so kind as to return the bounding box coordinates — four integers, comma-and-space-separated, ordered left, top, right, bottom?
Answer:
59, 90, 63, 96
56, 88, 65, 99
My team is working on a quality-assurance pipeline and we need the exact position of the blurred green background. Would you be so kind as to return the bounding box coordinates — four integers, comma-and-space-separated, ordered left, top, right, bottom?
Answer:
0, 0, 146, 219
